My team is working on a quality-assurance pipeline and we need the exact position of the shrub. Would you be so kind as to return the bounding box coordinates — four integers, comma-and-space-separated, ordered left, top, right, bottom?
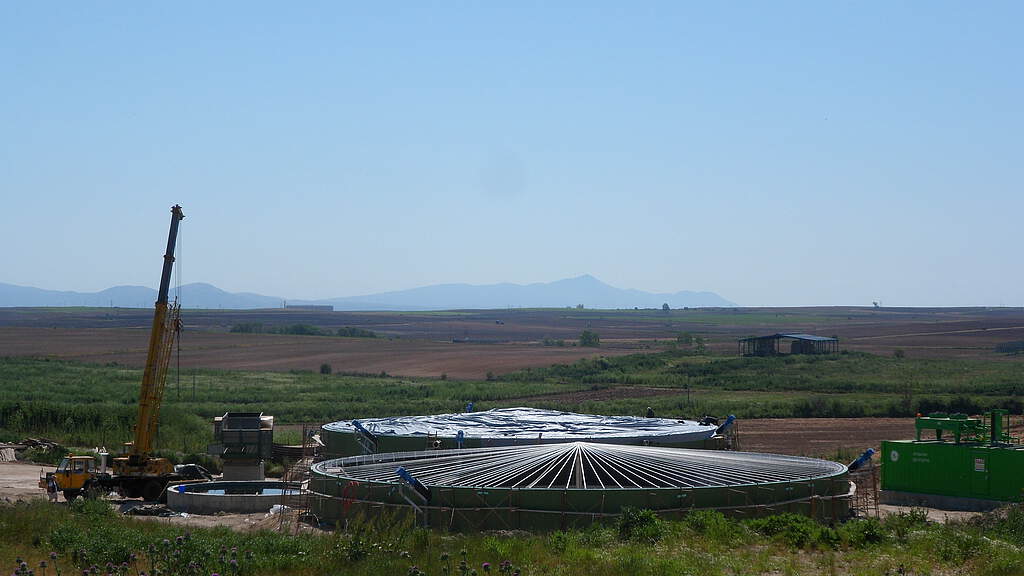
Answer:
336, 327, 377, 338
579, 330, 600, 347
683, 509, 744, 544
746, 514, 822, 548
884, 508, 929, 542
617, 508, 665, 543
837, 517, 887, 547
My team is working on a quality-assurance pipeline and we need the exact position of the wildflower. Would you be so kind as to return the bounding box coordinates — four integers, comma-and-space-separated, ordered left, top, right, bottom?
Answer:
482, 563, 491, 572
48, 554, 57, 561
162, 539, 171, 547
228, 559, 237, 567
38, 562, 47, 569
440, 552, 449, 561
175, 536, 184, 546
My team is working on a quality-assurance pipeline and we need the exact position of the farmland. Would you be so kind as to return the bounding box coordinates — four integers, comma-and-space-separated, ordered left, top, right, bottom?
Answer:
1, 305, 1023, 380
3, 305, 1024, 576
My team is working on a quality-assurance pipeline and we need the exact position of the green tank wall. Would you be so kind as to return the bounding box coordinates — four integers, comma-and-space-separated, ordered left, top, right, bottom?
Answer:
308, 468, 850, 530
882, 440, 1024, 502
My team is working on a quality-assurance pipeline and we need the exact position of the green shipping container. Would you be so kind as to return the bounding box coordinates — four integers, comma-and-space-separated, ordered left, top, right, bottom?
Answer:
882, 440, 1024, 502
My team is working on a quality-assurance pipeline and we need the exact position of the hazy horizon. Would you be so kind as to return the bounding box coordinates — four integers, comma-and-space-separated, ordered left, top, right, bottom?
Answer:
3, 3, 1021, 307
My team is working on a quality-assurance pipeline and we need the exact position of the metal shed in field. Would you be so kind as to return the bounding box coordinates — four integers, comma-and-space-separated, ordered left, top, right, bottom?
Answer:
308, 443, 851, 530
738, 333, 839, 356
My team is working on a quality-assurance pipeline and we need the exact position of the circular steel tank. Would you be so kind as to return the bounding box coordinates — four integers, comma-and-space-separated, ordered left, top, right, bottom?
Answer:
309, 442, 851, 530
320, 407, 724, 457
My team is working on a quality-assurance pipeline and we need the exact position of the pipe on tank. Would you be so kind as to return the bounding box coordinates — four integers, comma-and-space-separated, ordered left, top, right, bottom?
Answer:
715, 415, 736, 435
847, 448, 875, 471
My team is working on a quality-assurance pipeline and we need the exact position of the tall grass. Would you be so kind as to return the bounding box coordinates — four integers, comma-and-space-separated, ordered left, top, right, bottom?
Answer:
4, 500, 1024, 576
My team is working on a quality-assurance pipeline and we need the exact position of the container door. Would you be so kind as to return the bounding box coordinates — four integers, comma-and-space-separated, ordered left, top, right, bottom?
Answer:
970, 450, 989, 498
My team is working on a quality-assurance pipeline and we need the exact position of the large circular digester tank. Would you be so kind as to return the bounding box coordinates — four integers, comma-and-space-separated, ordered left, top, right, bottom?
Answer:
309, 442, 851, 530
320, 407, 726, 457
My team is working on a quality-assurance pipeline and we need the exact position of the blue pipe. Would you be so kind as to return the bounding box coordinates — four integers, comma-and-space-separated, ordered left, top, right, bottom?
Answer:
715, 414, 736, 435
848, 448, 875, 471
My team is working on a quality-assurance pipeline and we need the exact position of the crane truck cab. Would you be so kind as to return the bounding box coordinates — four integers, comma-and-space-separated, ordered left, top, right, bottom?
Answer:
40, 455, 96, 501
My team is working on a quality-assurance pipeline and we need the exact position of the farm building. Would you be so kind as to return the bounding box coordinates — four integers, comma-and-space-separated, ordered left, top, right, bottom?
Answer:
738, 333, 839, 356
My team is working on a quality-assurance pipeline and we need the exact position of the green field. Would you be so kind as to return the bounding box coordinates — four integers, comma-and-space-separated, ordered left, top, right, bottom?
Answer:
2, 350, 1023, 457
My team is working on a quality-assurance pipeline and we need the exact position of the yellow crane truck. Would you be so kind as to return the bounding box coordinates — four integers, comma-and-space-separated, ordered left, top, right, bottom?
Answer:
42, 205, 209, 502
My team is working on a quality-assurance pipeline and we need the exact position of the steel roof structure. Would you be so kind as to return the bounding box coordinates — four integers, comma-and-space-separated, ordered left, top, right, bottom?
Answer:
308, 443, 851, 530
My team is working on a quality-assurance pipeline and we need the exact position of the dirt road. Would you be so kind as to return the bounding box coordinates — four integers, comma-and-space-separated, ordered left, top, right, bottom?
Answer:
0, 462, 53, 501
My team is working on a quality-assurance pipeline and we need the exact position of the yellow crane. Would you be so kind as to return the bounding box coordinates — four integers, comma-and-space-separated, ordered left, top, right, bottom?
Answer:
43, 204, 208, 502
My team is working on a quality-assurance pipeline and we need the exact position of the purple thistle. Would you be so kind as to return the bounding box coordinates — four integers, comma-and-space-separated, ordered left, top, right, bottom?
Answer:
482, 562, 491, 572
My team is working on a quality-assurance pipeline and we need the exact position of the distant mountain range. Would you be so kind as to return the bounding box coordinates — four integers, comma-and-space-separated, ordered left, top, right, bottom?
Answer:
0, 275, 735, 310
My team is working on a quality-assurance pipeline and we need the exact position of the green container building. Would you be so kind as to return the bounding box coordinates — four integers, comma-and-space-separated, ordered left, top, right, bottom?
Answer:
881, 410, 1024, 509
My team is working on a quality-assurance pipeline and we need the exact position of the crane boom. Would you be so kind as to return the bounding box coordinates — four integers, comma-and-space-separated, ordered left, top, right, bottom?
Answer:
47, 204, 210, 502
132, 204, 184, 456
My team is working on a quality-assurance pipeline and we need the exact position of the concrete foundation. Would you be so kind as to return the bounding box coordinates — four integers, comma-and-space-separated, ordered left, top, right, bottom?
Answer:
880, 490, 1007, 512
166, 480, 300, 514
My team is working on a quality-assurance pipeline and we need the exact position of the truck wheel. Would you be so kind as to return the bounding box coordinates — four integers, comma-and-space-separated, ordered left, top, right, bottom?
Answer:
83, 482, 102, 500
142, 480, 164, 502
63, 490, 80, 501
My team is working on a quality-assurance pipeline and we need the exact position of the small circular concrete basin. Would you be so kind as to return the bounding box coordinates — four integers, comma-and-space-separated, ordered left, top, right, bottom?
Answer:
166, 480, 301, 514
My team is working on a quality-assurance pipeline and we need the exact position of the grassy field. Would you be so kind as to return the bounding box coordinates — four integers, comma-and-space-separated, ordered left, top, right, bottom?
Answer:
4, 498, 1024, 576
2, 349, 1023, 457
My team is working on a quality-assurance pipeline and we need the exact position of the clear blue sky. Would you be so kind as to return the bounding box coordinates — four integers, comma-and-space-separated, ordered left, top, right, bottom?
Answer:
2, 2, 1020, 306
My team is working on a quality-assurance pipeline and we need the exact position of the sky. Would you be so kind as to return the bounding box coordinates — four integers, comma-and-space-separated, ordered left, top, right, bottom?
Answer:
1, 2, 1021, 307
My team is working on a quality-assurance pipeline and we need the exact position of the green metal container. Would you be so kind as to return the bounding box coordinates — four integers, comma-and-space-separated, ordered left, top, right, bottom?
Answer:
882, 440, 1024, 502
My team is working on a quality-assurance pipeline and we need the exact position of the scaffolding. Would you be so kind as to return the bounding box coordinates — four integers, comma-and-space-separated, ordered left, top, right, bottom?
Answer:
277, 423, 320, 534
849, 461, 880, 518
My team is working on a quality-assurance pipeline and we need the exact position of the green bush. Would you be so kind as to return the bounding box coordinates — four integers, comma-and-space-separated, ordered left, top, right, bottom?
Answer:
746, 514, 823, 548
617, 508, 665, 543
837, 517, 887, 547
884, 508, 929, 542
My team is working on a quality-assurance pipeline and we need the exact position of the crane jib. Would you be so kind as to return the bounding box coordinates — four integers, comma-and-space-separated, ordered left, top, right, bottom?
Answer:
156, 205, 185, 305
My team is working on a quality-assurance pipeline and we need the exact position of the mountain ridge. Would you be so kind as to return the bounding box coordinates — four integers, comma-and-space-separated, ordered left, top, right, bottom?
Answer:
0, 275, 736, 310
